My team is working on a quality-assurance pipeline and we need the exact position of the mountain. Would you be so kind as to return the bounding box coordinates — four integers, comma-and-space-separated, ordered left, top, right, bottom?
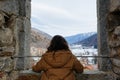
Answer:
30, 28, 52, 66
31, 28, 52, 48
74, 33, 97, 48
65, 32, 96, 44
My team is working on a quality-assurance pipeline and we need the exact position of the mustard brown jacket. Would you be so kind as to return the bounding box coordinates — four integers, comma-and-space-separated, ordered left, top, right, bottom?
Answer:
32, 50, 84, 80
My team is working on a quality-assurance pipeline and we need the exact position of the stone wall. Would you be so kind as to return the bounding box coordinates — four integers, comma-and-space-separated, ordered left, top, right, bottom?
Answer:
97, 0, 110, 71
16, 70, 114, 80
0, 0, 31, 80
107, 0, 120, 79
0, 0, 120, 80
98, 0, 120, 79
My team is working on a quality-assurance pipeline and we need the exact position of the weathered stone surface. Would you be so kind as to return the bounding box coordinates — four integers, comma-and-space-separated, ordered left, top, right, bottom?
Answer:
97, 0, 120, 79
16, 74, 39, 80
109, 40, 120, 47
110, 0, 120, 12
9, 71, 19, 80
0, 46, 14, 57
22, 17, 31, 69
16, 70, 115, 80
114, 26, 120, 36
97, 0, 110, 71
106, 0, 120, 78
0, 71, 19, 80
0, 0, 120, 80
0, 0, 31, 79
0, 57, 14, 72
112, 58, 120, 66
15, 17, 31, 70
0, 11, 15, 47
76, 70, 107, 80
0, 28, 13, 47
18, 0, 31, 18
0, 71, 8, 80
0, 0, 19, 15
16, 70, 40, 80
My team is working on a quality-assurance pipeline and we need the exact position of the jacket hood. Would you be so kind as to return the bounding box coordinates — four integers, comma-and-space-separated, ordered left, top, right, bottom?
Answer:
43, 50, 72, 68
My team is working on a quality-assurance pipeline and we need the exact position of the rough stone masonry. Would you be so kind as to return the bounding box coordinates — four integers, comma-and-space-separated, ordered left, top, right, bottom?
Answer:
0, 0, 120, 80
0, 0, 31, 80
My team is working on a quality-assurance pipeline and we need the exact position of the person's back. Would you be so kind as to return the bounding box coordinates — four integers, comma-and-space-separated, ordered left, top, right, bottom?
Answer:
32, 35, 84, 80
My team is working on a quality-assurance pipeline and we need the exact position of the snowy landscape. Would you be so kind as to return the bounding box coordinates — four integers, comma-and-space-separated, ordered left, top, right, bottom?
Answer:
70, 44, 98, 70
30, 29, 98, 70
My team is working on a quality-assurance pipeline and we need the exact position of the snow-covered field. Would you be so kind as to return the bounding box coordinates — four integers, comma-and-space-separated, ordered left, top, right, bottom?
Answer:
70, 44, 98, 70
70, 44, 97, 56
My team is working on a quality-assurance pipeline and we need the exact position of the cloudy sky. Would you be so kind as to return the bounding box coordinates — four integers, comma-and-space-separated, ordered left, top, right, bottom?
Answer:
31, 0, 97, 37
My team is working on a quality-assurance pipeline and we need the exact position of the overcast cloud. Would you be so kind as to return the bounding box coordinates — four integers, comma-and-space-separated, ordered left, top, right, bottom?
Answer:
31, 0, 97, 37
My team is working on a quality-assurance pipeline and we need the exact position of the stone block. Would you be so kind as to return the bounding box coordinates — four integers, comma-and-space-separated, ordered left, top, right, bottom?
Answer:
0, 71, 19, 80
110, 0, 120, 12
0, 0, 19, 15
113, 26, 120, 41
76, 70, 108, 80
0, 71, 7, 80
97, 0, 110, 71
0, 57, 14, 72
14, 17, 31, 70
16, 70, 114, 80
0, 46, 14, 57
0, 28, 13, 47
109, 40, 120, 47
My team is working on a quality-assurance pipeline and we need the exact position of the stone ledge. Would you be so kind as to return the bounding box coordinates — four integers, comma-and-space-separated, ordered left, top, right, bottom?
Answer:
16, 70, 113, 80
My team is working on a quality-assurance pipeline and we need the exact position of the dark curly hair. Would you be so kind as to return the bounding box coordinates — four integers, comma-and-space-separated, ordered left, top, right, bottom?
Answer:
47, 35, 70, 52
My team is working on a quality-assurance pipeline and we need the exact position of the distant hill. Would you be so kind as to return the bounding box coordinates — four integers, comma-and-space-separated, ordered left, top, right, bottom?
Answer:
74, 33, 97, 48
30, 28, 52, 65
31, 28, 52, 48
65, 32, 96, 44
